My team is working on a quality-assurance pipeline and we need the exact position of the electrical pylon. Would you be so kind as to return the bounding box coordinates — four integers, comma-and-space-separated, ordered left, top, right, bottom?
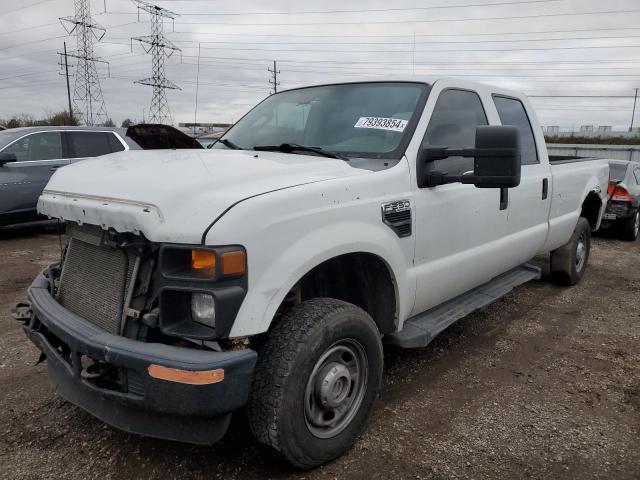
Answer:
132, 0, 181, 125
60, 0, 109, 126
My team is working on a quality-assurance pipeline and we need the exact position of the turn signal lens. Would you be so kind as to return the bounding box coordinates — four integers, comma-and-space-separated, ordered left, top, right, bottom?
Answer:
148, 364, 224, 385
221, 250, 246, 276
191, 249, 216, 276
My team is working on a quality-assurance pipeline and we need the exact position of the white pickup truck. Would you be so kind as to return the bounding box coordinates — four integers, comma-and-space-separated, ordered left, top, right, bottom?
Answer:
18, 78, 609, 468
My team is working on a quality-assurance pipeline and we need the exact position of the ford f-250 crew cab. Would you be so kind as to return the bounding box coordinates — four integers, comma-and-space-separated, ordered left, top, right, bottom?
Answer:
16, 78, 609, 468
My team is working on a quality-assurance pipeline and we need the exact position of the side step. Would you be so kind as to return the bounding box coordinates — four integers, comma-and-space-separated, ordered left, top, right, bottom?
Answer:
386, 263, 541, 349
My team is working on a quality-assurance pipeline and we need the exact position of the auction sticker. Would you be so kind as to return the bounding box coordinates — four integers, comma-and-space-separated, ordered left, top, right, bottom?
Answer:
354, 117, 408, 132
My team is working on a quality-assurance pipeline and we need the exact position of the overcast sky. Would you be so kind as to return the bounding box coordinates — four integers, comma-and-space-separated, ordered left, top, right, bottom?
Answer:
1, 0, 639, 130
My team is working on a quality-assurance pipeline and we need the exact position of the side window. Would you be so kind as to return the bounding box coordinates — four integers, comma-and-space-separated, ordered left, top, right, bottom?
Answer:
69, 132, 112, 157
2, 132, 63, 162
634, 168, 640, 185
107, 133, 125, 153
493, 95, 539, 165
423, 89, 488, 176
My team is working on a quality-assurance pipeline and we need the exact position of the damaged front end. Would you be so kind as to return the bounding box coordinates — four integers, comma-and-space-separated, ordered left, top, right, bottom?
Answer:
16, 222, 256, 445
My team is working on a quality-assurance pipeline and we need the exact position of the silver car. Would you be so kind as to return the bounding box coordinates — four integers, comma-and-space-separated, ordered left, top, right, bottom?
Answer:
0, 126, 139, 226
601, 160, 640, 241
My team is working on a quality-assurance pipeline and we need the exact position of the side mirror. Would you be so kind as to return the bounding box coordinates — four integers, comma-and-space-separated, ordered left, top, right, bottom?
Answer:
418, 125, 521, 189
0, 152, 17, 166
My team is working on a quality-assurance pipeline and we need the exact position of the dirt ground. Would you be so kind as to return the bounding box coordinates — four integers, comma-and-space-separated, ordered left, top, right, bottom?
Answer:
0, 222, 639, 480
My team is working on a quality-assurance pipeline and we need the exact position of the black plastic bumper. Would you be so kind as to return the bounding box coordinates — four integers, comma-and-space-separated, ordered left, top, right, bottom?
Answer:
23, 273, 257, 445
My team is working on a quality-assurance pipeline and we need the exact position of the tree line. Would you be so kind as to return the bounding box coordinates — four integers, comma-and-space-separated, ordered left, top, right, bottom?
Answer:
0, 111, 135, 129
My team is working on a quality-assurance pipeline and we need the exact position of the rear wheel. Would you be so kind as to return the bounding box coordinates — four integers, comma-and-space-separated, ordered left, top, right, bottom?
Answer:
248, 298, 383, 469
619, 209, 639, 241
550, 217, 591, 286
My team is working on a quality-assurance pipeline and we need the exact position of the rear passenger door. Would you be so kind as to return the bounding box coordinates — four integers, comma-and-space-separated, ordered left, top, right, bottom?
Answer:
492, 95, 551, 262
0, 131, 69, 215
65, 131, 126, 164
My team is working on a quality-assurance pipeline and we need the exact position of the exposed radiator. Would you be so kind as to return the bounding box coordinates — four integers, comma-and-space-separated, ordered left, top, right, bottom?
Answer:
57, 231, 135, 334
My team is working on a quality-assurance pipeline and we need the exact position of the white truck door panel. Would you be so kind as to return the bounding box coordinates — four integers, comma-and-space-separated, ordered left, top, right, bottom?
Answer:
411, 86, 510, 316
491, 94, 552, 264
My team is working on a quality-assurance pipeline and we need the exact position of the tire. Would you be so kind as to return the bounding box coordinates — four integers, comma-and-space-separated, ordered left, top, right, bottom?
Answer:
550, 217, 591, 286
618, 209, 639, 241
248, 298, 383, 469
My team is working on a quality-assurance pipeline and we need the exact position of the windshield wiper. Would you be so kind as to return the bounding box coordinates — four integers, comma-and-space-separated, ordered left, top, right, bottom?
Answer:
253, 143, 348, 160
216, 138, 241, 150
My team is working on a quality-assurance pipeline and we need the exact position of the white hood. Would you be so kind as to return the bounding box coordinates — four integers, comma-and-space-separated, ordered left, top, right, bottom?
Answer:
38, 149, 367, 243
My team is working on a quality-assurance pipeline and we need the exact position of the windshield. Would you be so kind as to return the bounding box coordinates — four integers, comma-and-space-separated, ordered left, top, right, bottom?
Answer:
609, 163, 628, 182
216, 82, 429, 159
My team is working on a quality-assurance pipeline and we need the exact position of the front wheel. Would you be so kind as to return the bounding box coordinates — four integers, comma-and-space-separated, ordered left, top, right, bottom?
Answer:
619, 209, 639, 242
248, 298, 383, 469
550, 217, 591, 286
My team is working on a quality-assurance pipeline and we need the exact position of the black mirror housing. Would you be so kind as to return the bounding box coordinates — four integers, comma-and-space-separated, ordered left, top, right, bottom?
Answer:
418, 125, 521, 189
0, 152, 17, 166
472, 125, 521, 189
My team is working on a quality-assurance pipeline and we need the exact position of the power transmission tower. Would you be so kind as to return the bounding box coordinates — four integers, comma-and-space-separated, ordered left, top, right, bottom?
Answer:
132, 0, 181, 125
60, 0, 109, 126
268, 60, 280, 94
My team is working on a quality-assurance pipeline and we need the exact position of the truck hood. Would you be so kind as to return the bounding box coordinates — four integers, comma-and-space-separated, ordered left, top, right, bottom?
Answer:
38, 149, 368, 243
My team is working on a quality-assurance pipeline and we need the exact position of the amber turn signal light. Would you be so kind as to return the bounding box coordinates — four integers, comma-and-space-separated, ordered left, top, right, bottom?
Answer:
221, 250, 246, 276
191, 249, 216, 276
148, 364, 224, 385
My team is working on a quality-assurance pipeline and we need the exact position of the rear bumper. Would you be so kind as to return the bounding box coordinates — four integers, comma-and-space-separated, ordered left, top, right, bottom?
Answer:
23, 273, 257, 445
604, 201, 635, 220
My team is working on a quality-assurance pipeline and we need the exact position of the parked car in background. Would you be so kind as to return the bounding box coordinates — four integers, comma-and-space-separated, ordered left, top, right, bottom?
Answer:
0, 125, 201, 227
601, 160, 640, 241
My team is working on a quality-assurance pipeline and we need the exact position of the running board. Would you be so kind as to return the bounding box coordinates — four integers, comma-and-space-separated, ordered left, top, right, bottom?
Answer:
386, 263, 541, 349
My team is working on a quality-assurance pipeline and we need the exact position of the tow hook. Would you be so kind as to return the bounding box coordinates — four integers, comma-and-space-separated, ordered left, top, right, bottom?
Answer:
11, 302, 32, 323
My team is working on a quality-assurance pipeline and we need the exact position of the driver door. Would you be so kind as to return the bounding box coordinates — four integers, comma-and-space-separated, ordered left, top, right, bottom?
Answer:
411, 86, 511, 316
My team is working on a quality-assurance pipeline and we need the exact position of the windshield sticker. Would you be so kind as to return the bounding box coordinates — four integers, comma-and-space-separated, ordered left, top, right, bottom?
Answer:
354, 117, 408, 132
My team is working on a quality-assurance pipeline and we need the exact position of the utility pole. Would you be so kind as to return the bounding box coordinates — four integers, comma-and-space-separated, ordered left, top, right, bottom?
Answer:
60, 0, 109, 126
58, 42, 75, 124
132, 0, 181, 125
193, 42, 200, 137
630, 88, 638, 132
268, 60, 280, 94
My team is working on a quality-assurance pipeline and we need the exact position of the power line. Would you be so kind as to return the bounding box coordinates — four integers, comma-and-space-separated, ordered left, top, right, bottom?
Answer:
171, 26, 640, 39
0, 0, 56, 15
174, 9, 640, 26
103, 0, 561, 16
0, 22, 59, 37
165, 34, 640, 46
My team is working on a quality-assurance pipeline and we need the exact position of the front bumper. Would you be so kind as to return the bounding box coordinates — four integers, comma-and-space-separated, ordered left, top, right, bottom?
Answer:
23, 273, 257, 445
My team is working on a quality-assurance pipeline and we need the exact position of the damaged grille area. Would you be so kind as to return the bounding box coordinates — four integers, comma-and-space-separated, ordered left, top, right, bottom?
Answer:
57, 227, 136, 335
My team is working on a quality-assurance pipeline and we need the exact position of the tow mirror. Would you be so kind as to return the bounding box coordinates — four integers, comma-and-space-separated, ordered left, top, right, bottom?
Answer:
418, 125, 521, 189
0, 152, 17, 166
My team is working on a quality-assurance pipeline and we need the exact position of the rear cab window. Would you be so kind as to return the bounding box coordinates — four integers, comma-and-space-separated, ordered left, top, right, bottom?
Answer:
492, 95, 539, 165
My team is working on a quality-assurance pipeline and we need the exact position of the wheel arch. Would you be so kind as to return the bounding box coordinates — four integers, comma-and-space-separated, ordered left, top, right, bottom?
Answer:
581, 190, 603, 231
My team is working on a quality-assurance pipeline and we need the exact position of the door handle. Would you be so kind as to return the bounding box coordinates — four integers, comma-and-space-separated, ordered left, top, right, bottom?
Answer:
542, 178, 549, 200
500, 187, 508, 210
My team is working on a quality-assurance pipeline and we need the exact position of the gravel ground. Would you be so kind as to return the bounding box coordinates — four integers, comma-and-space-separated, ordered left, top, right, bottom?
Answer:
0, 223, 639, 480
